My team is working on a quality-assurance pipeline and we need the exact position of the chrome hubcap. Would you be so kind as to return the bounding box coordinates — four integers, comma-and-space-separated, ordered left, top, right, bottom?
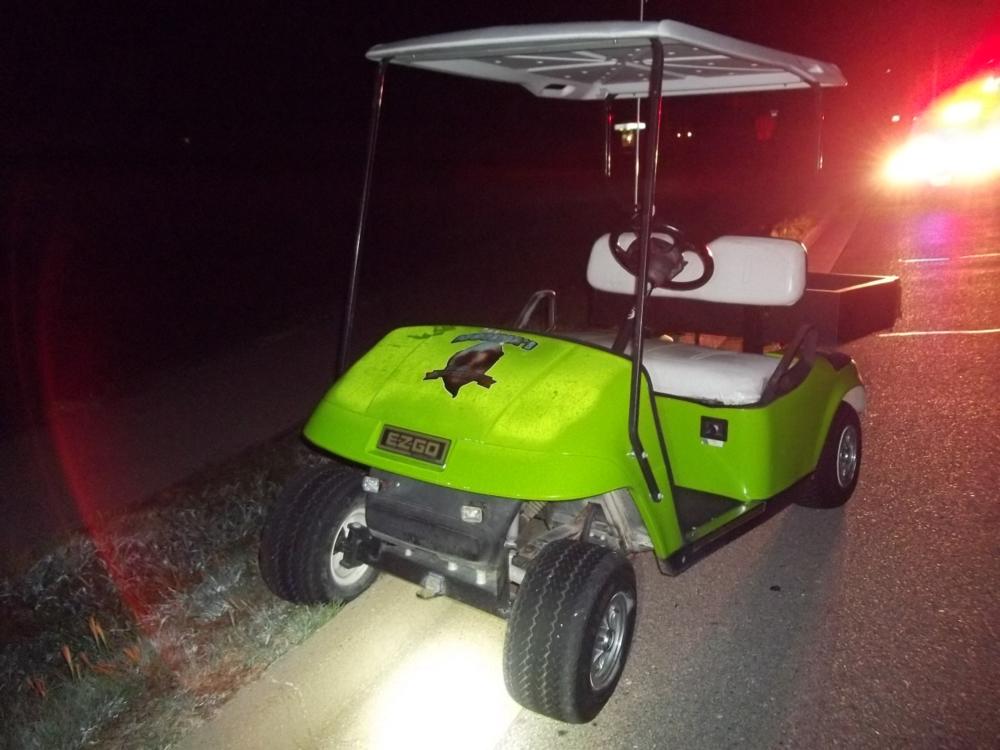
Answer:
329, 505, 370, 586
836, 425, 859, 488
590, 590, 634, 691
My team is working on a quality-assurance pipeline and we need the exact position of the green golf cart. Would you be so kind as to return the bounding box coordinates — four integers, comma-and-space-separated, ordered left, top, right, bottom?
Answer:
259, 20, 901, 723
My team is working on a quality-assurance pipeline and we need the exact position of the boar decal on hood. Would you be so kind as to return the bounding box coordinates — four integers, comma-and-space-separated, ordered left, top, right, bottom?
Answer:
424, 330, 538, 397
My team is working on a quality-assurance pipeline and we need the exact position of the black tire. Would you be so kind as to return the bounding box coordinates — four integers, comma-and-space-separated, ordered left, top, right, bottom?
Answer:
799, 403, 862, 508
258, 465, 378, 603
503, 539, 637, 723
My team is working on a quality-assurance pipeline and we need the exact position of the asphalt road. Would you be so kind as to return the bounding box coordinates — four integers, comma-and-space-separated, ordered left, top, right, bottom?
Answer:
496, 187, 1000, 749
185, 185, 999, 750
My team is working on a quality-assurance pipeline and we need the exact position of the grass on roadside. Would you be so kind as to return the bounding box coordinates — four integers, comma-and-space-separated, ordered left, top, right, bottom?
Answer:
770, 212, 821, 242
1, 432, 342, 750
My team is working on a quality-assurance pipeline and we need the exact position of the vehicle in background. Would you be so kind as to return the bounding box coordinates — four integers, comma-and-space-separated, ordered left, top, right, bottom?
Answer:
882, 69, 1000, 188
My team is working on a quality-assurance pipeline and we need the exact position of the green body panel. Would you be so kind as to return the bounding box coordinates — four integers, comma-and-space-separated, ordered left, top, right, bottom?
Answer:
304, 325, 683, 555
304, 324, 861, 558
656, 356, 863, 501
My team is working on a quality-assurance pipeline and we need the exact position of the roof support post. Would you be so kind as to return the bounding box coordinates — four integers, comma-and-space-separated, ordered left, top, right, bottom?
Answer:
337, 59, 389, 376
626, 38, 665, 501
812, 82, 825, 172
603, 96, 614, 178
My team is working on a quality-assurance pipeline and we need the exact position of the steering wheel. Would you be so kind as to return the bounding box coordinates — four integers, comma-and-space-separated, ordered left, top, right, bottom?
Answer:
607, 223, 714, 291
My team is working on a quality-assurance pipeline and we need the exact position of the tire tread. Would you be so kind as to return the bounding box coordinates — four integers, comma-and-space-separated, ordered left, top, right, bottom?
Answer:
503, 539, 635, 723
259, 465, 372, 603
798, 403, 862, 509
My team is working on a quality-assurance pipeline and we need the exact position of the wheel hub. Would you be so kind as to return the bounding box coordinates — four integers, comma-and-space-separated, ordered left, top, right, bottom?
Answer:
329, 505, 371, 586
590, 590, 634, 691
836, 425, 859, 488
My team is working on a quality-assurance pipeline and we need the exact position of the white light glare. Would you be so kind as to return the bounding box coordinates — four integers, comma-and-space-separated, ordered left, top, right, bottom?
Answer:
369, 640, 519, 750
939, 99, 984, 126
884, 127, 1000, 186
613, 121, 646, 132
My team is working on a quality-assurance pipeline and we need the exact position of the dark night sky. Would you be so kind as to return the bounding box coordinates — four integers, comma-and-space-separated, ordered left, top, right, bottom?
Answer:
4, 0, 997, 161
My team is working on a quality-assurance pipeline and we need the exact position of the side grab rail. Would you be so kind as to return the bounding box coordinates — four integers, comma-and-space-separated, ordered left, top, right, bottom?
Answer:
759, 323, 818, 403
513, 289, 557, 332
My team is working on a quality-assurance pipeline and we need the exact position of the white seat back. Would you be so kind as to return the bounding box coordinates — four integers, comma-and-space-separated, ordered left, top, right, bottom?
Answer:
586, 233, 807, 306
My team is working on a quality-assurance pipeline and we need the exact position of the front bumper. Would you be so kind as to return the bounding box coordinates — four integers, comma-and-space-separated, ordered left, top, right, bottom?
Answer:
344, 471, 522, 616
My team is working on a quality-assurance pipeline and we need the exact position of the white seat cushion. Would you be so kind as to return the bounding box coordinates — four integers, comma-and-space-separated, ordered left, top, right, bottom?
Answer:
571, 332, 779, 405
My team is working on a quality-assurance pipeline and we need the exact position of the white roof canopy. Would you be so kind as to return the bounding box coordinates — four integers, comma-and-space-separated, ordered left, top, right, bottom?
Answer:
367, 21, 847, 100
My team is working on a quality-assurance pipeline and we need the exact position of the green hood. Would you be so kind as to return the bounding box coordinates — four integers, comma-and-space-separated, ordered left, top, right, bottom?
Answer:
303, 325, 655, 501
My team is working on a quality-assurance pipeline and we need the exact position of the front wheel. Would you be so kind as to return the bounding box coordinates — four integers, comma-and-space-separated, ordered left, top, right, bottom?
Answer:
799, 403, 862, 508
259, 465, 379, 603
503, 539, 637, 723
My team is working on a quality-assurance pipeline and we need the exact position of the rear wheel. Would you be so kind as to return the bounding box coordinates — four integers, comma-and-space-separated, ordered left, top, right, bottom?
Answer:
799, 403, 862, 508
259, 465, 378, 603
503, 539, 636, 723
